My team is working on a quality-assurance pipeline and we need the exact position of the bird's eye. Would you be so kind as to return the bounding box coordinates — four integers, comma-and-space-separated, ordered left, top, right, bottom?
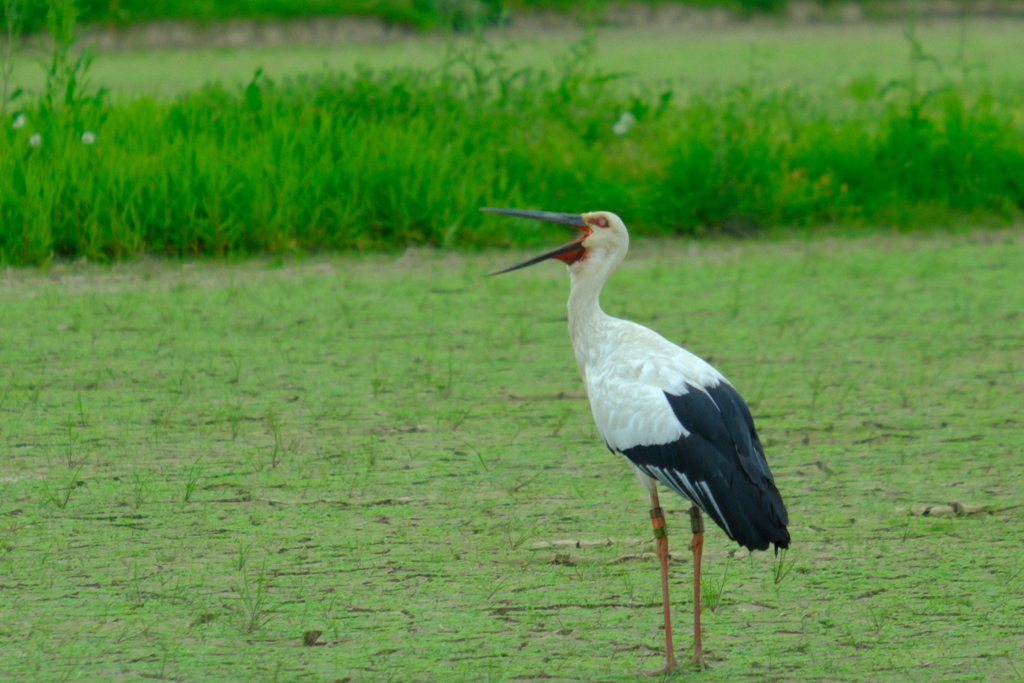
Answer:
597, 217, 609, 228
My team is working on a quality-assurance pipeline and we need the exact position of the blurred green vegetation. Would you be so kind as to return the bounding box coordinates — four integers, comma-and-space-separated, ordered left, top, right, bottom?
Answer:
5, 0, 488, 31
4, 0, 783, 34
2, 39, 1023, 265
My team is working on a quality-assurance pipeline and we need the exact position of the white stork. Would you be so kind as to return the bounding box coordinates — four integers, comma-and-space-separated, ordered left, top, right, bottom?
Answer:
483, 208, 790, 673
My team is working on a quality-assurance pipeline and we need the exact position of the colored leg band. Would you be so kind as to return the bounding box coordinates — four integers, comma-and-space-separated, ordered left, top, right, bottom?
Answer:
650, 507, 667, 539
690, 507, 705, 534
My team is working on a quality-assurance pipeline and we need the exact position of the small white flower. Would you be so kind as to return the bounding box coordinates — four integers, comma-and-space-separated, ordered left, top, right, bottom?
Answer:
81, 131, 97, 145
612, 111, 637, 137
28, 133, 42, 148
12, 113, 26, 129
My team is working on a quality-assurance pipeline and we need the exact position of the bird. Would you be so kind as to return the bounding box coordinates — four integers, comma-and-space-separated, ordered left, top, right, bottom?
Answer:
482, 207, 790, 674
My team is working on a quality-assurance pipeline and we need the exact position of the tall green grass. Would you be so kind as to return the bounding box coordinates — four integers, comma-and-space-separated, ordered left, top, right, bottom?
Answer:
2, 41, 1023, 265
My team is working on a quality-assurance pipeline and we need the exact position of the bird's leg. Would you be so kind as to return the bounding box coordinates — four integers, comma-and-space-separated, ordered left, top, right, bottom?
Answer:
690, 505, 706, 671
643, 489, 678, 676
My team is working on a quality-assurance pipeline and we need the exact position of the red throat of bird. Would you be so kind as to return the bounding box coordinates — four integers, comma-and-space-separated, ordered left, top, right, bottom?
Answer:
554, 228, 591, 265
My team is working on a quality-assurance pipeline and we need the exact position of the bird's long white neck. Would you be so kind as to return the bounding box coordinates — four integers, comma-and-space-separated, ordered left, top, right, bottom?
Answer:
567, 270, 609, 341
566, 248, 623, 378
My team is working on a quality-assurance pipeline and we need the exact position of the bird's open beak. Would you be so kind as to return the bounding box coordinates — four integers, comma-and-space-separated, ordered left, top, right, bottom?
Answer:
481, 208, 590, 275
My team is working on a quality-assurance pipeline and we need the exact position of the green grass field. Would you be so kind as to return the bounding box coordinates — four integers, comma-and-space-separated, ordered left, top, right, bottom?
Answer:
2, 230, 1022, 680
7, 18, 1024, 97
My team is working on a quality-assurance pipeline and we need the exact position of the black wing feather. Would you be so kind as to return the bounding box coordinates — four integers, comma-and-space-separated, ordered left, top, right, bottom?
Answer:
621, 381, 790, 552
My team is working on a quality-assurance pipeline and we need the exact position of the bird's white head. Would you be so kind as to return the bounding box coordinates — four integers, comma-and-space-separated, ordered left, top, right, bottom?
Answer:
482, 208, 629, 278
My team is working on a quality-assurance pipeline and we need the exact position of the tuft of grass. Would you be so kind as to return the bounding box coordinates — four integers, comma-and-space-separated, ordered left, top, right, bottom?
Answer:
500, 520, 540, 551
42, 465, 82, 509
127, 558, 146, 605
130, 471, 149, 510
235, 560, 275, 634
61, 418, 80, 468
245, 450, 266, 474
773, 548, 796, 585
236, 541, 253, 572
265, 411, 291, 470
702, 556, 731, 611
441, 404, 472, 431
362, 435, 378, 468
183, 455, 203, 503
225, 402, 243, 440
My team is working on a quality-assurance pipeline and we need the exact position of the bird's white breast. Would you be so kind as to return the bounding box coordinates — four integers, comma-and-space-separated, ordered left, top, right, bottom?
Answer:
573, 318, 726, 452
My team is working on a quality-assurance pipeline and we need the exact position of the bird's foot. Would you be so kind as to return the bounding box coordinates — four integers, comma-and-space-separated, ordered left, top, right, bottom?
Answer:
642, 655, 679, 678
643, 652, 705, 676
